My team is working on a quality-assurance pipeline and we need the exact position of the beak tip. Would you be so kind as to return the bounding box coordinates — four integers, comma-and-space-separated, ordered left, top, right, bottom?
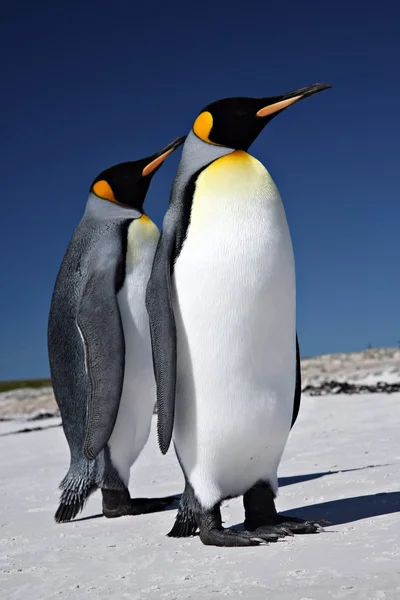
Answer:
318, 82, 333, 90
142, 134, 187, 177
170, 135, 187, 150
283, 82, 333, 102
308, 82, 333, 95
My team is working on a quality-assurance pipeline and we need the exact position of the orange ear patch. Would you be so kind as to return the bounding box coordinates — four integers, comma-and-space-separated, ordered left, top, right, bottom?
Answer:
193, 111, 213, 142
92, 180, 116, 202
192, 111, 222, 146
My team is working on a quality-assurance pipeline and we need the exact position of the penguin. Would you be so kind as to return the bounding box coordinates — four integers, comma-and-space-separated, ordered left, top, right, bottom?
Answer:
48, 135, 186, 523
145, 84, 331, 546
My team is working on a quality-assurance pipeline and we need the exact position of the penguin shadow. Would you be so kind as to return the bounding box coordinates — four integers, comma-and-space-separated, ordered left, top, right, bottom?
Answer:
278, 464, 378, 488
69, 494, 183, 523
280, 491, 400, 527
71, 465, 400, 527
232, 464, 400, 530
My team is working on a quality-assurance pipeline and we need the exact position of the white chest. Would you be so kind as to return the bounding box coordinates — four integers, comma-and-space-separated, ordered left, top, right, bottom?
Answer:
173, 151, 296, 375
118, 216, 160, 343
108, 217, 160, 483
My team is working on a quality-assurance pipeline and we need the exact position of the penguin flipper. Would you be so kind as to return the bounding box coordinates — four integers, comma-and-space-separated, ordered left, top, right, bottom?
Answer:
146, 219, 177, 455
78, 267, 125, 461
291, 333, 301, 429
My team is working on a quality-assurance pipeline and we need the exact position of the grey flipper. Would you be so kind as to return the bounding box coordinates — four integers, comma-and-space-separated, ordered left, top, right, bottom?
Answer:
291, 333, 301, 429
146, 132, 232, 455
146, 163, 213, 454
145, 213, 179, 455
77, 265, 125, 460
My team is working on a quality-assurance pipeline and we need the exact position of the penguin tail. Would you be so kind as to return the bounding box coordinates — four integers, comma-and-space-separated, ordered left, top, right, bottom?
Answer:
167, 504, 198, 537
167, 481, 199, 537
54, 460, 98, 523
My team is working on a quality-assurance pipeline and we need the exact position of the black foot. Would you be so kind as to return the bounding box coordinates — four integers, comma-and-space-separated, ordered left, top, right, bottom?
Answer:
247, 516, 322, 537
243, 481, 322, 537
200, 527, 282, 547
102, 489, 176, 519
198, 504, 283, 547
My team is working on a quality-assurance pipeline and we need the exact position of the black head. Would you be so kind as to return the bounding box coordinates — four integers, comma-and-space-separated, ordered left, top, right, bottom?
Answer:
192, 83, 332, 151
90, 136, 186, 210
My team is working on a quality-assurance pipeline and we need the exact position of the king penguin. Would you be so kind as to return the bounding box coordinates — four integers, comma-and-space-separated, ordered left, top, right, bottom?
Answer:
145, 84, 331, 546
48, 135, 185, 523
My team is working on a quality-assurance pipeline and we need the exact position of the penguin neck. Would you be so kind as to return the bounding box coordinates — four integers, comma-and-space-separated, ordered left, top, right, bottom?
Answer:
84, 194, 143, 221
171, 131, 233, 207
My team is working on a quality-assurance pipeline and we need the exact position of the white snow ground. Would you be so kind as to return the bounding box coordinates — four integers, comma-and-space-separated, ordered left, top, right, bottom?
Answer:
1, 393, 400, 600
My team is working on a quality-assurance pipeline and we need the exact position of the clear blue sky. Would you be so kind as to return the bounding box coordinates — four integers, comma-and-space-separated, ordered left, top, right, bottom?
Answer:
1, 1, 399, 380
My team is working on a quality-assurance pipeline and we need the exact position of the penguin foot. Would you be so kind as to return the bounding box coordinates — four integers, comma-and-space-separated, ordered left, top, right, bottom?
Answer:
102, 489, 176, 518
273, 515, 323, 534
200, 526, 281, 547
243, 480, 322, 536
197, 503, 284, 547
245, 516, 322, 537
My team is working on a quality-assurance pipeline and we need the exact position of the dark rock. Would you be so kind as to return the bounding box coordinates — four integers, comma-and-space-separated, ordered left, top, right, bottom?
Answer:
302, 380, 400, 396
29, 409, 60, 421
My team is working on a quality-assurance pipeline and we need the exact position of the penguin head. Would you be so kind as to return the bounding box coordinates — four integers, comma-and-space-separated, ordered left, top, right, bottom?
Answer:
90, 136, 186, 210
192, 83, 332, 151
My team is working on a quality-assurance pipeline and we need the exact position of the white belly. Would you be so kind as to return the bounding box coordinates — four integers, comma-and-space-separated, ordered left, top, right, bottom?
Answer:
108, 217, 159, 485
172, 152, 296, 509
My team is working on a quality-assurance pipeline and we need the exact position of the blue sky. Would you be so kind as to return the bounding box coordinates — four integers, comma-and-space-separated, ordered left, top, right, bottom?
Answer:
1, 1, 399, 380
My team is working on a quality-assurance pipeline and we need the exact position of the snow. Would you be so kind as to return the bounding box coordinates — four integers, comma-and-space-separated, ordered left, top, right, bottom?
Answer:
1, 393, 400, 599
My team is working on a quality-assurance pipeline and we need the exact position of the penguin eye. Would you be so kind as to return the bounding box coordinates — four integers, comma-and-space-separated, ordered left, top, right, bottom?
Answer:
92, 180, 117, 202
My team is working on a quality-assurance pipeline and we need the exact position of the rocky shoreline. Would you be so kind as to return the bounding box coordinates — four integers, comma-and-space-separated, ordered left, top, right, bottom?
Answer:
2, 380, 399, 423
1, 347, 399, 421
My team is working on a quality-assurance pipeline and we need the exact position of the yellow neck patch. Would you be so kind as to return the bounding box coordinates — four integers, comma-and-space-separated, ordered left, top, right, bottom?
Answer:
192, 111, 221, 146
188, 151, 269, 231
139, 213, 152, 224
92, 180, 118, 203
206, 150, 252, 172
